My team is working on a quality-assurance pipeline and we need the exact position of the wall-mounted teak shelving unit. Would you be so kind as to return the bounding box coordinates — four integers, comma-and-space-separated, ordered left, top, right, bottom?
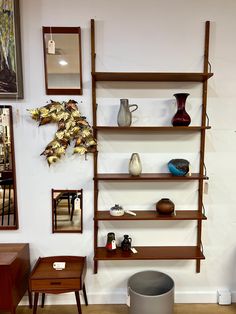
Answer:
91, 19, 213, 274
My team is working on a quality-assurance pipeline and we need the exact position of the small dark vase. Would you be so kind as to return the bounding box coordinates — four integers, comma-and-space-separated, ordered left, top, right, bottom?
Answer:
106, 232, 116, 251
172, 93, 191, 126
121, 235, 132, 251
156, 198, 175, 215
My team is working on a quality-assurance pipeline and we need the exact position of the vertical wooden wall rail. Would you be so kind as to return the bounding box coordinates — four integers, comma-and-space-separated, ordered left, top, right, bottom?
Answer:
91, 19, 99, 273
93, 153, 98, 274
196, 21, 210, 273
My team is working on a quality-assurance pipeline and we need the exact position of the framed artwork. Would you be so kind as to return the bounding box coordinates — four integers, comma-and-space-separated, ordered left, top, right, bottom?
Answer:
0, 0, 23, 99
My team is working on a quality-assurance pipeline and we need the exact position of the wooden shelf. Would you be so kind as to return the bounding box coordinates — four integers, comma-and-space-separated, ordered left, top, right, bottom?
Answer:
94, 246, 205, 261
95, 173, 209, 181
92, 72, 213, 82
95, 126, 211, 132
91, 19, 211, 273
95, 210, 207, 221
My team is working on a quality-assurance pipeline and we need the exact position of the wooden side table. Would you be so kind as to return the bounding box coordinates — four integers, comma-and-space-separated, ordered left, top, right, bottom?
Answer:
29, 256, 88, 314
0, 243, 31, 314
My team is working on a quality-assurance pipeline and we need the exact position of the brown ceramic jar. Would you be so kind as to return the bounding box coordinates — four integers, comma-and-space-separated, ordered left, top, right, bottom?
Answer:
156, 198, 175, 215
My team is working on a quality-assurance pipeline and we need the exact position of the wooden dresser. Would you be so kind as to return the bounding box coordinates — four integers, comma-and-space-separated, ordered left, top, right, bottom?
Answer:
0, 243, 31, 314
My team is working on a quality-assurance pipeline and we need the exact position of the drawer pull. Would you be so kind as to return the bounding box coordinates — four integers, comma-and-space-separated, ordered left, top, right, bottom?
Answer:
50, 281, 61, 285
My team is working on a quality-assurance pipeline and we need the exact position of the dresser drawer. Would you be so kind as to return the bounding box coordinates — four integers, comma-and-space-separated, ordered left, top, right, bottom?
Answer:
31, 278, 81, 291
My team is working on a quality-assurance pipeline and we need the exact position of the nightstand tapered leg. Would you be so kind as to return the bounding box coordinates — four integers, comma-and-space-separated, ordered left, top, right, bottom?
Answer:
10, 307, 16, 314
83, 283, 88, 305
28, 288, 32, 308
75, 291, 82, 314
41, 293, 45, 307
33, 292, 39, 314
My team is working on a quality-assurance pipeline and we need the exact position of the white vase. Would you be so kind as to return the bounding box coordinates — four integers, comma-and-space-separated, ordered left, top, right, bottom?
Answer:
129, 153, 142, 176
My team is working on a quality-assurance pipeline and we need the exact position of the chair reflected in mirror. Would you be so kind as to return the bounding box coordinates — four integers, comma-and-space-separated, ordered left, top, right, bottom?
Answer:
0, 106, 18, 229
52, 189, 83, 233
0, 177, 14, 226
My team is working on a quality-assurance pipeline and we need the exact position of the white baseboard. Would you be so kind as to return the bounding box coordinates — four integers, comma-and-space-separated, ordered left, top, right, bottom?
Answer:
20, 292, 126, 305
20, 291, 236, 305
176, 291, 236, 303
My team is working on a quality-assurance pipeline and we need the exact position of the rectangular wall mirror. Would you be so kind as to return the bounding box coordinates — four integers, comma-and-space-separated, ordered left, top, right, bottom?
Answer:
43, 27, 83, 95
0, 106, 18, 229
52, 189, 83, 233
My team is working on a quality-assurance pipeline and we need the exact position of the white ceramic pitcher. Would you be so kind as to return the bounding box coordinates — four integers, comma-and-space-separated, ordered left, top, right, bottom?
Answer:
117, 99, 138, 127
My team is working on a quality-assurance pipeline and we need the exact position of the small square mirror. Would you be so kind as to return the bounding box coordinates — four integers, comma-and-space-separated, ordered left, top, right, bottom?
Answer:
52, 189, 83, 233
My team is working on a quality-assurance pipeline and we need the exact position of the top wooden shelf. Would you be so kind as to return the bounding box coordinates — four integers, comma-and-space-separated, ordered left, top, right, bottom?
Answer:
92, 72, 214, 82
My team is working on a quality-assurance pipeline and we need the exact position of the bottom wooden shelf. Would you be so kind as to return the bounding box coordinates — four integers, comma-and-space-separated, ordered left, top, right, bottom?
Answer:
94, 246, 205, 261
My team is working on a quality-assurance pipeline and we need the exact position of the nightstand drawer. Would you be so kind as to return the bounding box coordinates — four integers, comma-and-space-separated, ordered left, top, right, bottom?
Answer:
31, 278, 81, 291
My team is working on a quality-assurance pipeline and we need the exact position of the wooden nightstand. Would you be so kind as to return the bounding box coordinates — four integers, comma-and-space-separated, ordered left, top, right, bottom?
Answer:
29, 256, 88, 314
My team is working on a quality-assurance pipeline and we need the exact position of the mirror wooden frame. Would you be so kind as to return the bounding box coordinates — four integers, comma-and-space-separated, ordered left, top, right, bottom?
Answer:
42, 27, 83, 95
52, 189, 83, 233
0, 106, 18, 230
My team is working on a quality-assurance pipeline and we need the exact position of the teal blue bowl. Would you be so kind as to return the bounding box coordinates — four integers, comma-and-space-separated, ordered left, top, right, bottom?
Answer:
168, 159, 189, 176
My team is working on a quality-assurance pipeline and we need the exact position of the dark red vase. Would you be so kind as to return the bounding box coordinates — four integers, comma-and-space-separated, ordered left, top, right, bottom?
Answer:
172, 93, 191, 126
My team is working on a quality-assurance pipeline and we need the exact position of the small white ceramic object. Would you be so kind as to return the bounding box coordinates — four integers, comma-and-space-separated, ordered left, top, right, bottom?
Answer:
53, 262, 66, 270
109, 204, 124, 216
125, 210, 136, 216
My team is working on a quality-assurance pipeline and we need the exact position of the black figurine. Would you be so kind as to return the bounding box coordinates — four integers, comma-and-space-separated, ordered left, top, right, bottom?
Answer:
121, 235, 132, 251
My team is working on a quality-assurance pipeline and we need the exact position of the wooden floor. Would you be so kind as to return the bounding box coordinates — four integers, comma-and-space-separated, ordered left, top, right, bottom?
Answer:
12, 304, 236, 314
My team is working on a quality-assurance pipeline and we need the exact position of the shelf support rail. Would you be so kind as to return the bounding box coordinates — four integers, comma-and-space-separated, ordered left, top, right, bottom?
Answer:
200, 241, 204, 255
201, 104, 210, 128
203, 162, 207, 177
205, 112, 210, 127
91, 19, 99, 274
202, 203, 206, 216
207, 60, 212, 74
197, 21, 211, 273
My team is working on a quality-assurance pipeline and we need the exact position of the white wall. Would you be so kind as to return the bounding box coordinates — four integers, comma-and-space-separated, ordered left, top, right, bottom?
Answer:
0, 0, 236, 304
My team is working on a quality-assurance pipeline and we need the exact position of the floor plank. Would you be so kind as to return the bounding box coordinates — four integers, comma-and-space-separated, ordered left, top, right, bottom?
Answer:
175, 304, 236, 314
10, 304, 236, 314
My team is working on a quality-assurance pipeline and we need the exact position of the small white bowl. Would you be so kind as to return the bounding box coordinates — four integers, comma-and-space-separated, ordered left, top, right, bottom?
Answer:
109, 209, 124, 216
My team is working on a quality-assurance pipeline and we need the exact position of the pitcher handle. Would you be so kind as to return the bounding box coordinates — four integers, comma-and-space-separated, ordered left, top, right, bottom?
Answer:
129, 104, 138, 113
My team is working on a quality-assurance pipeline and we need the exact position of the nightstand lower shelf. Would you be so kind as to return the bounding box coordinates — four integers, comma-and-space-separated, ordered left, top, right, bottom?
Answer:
94, 246, 205, 261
